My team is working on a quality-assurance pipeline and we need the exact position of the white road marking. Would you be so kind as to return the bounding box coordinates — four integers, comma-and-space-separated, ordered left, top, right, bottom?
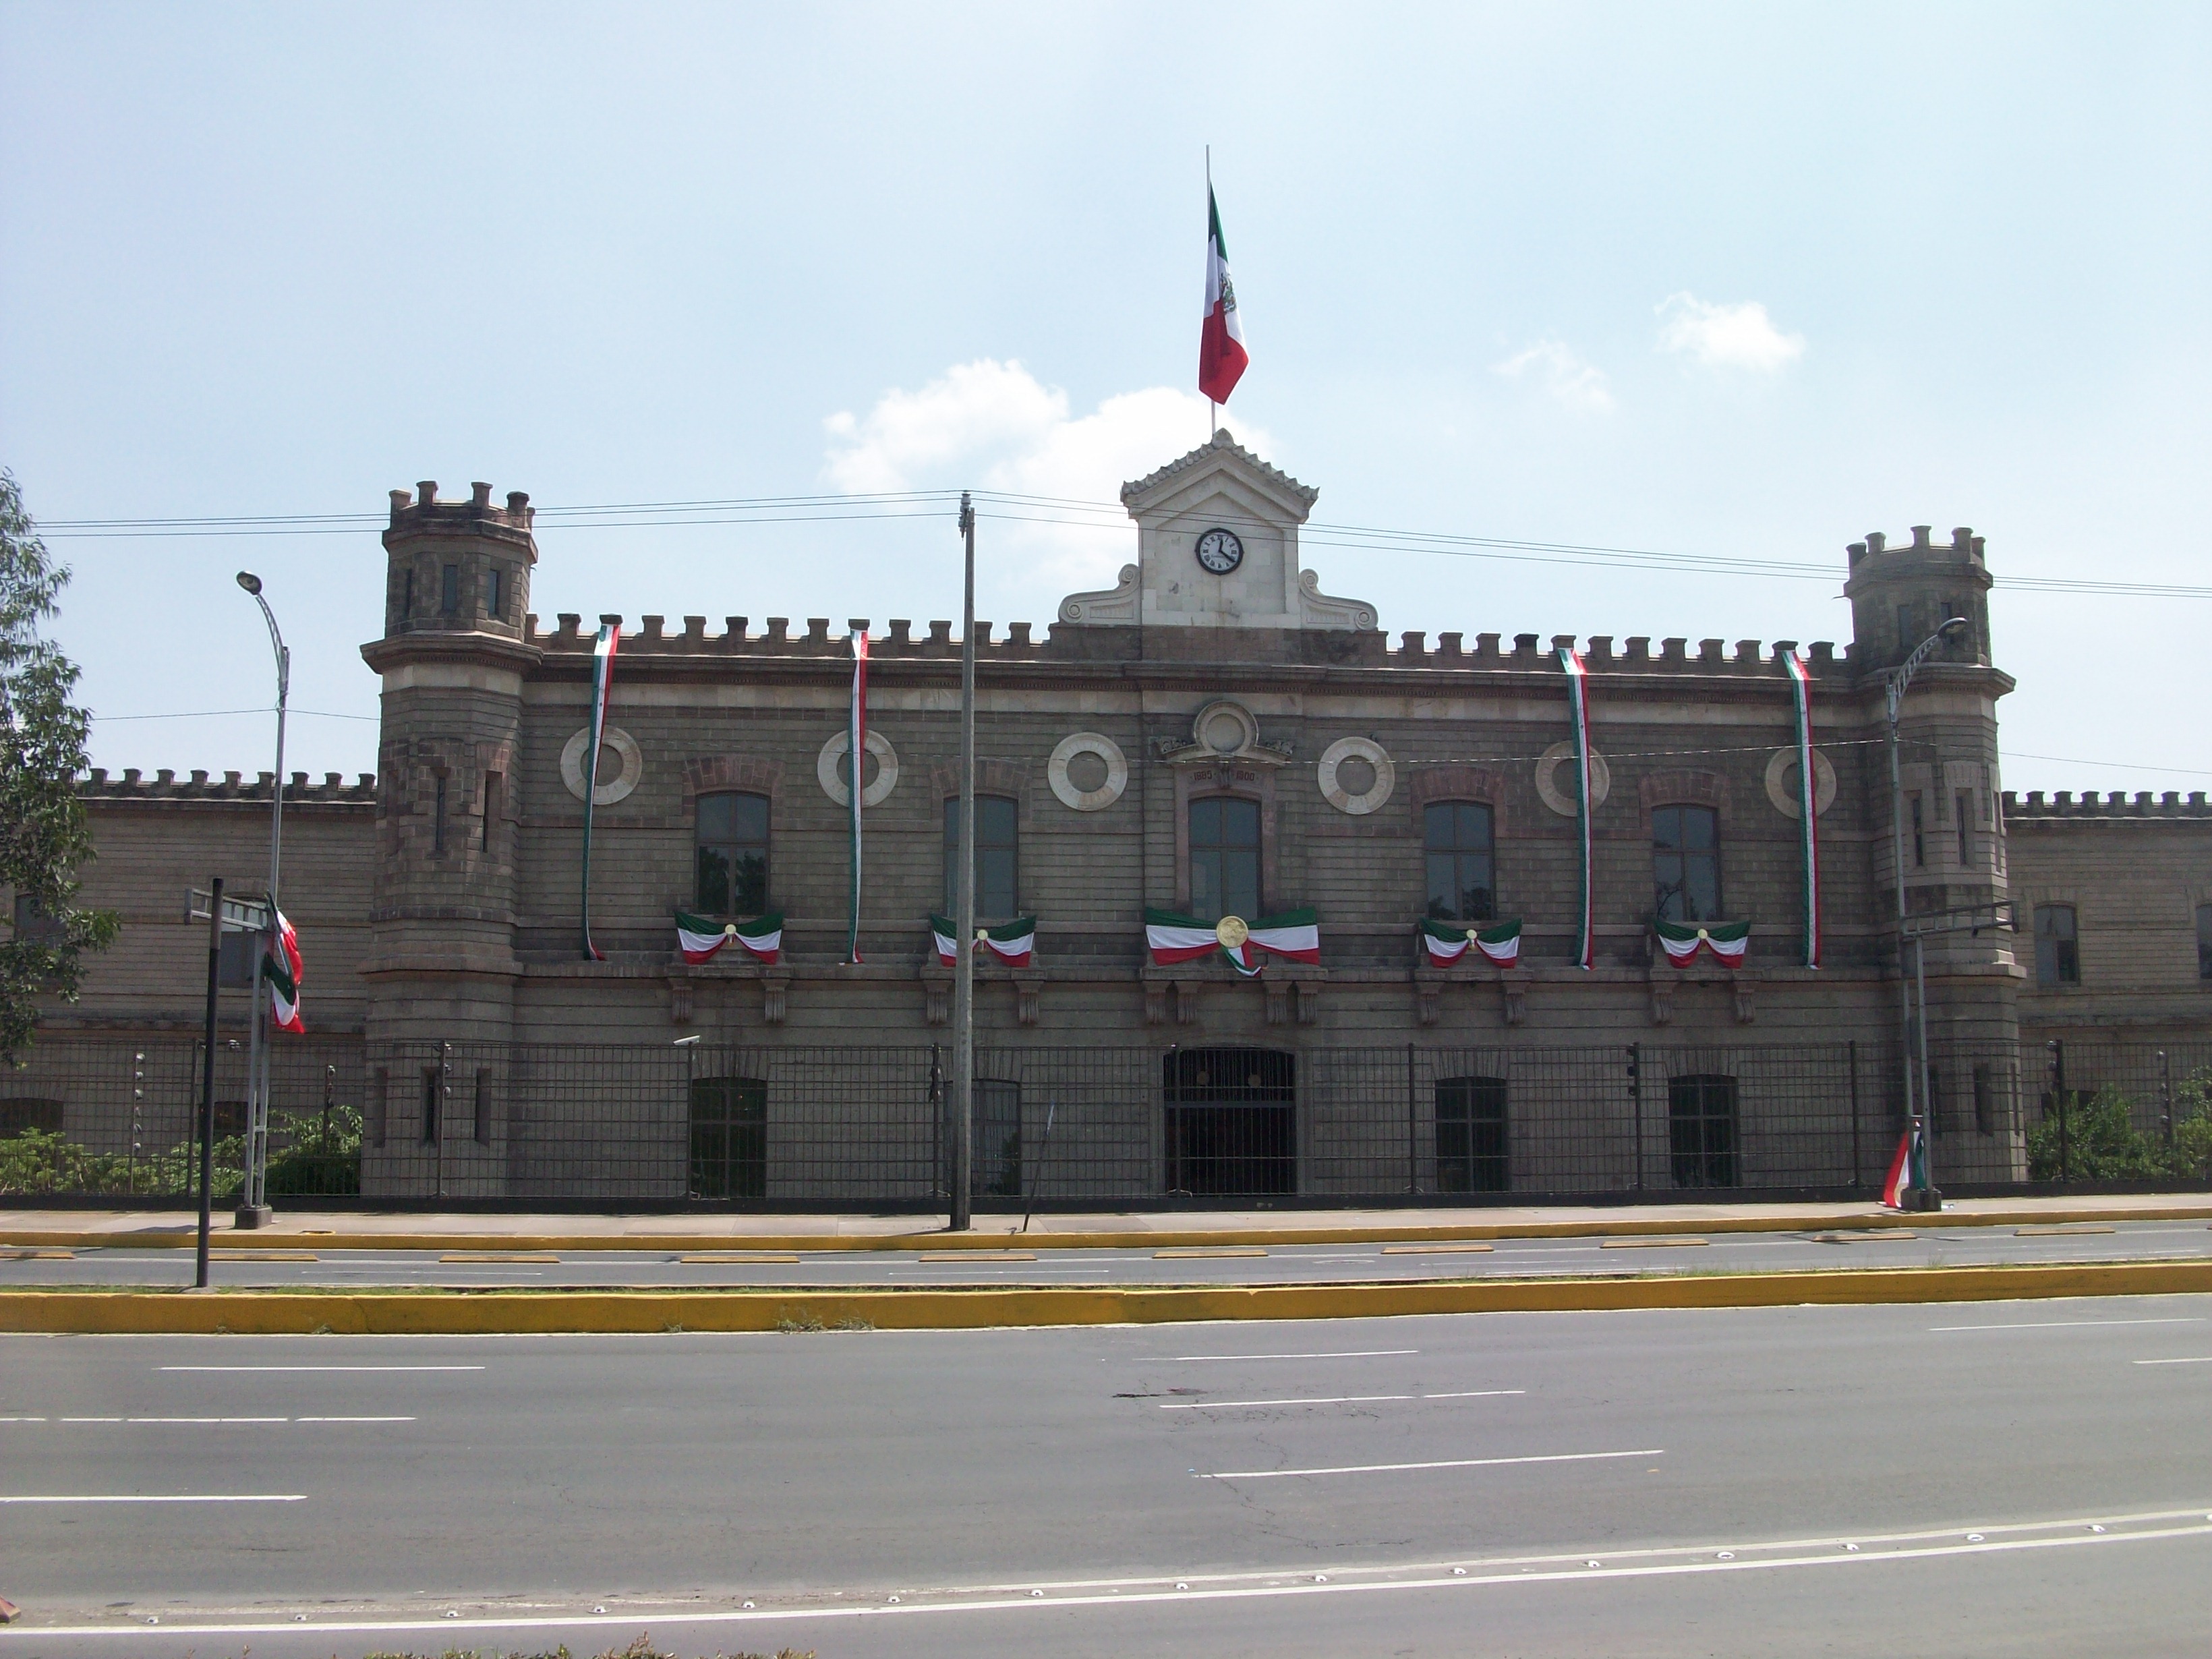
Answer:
1424, 1389, 1527, 1399
125, 1416, 285, 1424
2133, 1356, 2212, 1366
159, 1365, 486, 1372
19, 1416, 416, 1425
31, 1506, 2203, 1640
295, 1415, 416, 1422
1161, 1395, 1413, 1409
1206, 1448, 1664, 1480
1138, 1349, 1420, 1363
0, 1492, 305, 1504
1927, 1317, 2206, 1332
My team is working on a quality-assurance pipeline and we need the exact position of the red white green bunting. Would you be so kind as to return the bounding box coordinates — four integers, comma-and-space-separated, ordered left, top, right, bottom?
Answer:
1419, 917, 1522, 968
1654, 917, 1751, 967
1146, 907, 1318, 979
264, 910, 303, 1034
845, 628, 868, 965
931, 914, 1037, 967
1560, 647, 1595, 970
1784, 649, 1822, 969
674, 910, 782, 966
580, 620, 620, 961
1881, 1121, 1927, 1209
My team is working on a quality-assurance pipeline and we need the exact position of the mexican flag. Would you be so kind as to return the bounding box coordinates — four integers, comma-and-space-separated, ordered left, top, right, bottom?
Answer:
1420, 917, 1522, 968
1654, 917, 1751, 967
931, 914, 1037, 968
1147, 907, 1318, 979
1198, 185, 1249, 405
263, 910, 303, 1034
1881, 1121, 1927, 1209
674, 910, 782, 965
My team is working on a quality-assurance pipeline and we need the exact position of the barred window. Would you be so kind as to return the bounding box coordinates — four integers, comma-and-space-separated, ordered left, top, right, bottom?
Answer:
944, 795, 1019, 920
1668, 1074, 1739, 1188
1423, 802, 1495, 923
695, 792, 770, 916
1434, 1076, 1508, 1192
2034, 904, 2078, 987
1653, 805, 1722, 924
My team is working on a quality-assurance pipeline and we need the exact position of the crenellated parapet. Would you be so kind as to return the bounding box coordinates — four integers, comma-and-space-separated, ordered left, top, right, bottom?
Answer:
1842, 524, 1993, 672
79, 767, 376, 803
2004, 789, 2212, 819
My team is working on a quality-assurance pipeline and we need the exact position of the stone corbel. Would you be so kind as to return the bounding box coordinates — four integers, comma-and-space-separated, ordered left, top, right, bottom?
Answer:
667, 970, 694, 1026
1012, 968, 1045, 1027
1144, 979, 1169, 1026
1412, 970, 1442, 1026
1501, 969, 1530, 1027
1294, 976, 1322, 1027
1731, 971, 1757, 1025
921, 966, 952, 1026
761, 973, 789, 1025
1648, 967, 1676, 1026
1264, 979, 1291, 1026
1173, 980, 1196, 1024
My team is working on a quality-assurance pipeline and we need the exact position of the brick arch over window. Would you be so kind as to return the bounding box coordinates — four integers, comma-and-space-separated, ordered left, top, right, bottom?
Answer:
1637, 769, 1731, 834
930, 757, 1033, 819
1407, 764, 1510, 838
682, 755, 784, 811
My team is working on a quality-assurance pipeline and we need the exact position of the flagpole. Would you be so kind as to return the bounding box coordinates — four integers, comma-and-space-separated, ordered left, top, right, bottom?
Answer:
952, 492, 977, 1231
1206, 146, 1214, 441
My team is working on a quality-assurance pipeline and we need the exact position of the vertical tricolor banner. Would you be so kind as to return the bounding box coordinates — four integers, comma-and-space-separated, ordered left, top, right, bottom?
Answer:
264, 910, 303, 1034
580, 620, 620, 961
1561, 647, 1595, 970
1786, 649, 1821, 969
1198, 183, 1249, 407
846, 627, 869, 964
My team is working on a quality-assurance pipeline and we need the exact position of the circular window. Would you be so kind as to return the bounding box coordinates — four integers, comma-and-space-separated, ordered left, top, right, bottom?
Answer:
1317, 736, 1396, 816
817, 728, 900, 808
1047, 732, 1128, 812
560, 726, 643, 805
1534, 741, 1612, 817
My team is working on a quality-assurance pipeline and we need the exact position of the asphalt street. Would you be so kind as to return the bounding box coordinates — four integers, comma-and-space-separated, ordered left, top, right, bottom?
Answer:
1, 1217, 2207, 1289
1, 1293, 2208, 1656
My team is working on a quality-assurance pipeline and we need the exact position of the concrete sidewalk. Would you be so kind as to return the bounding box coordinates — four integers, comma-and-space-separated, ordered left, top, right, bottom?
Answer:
3, 1190, 2209, 1252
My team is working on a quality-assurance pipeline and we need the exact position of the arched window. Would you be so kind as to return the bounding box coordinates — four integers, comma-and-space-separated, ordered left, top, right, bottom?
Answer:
944, 795, 1019, 919
1653, 805, 1722, 923
1423, 801, 1495, 923
695, 792, 769, 915
1189, 796, 1261, 923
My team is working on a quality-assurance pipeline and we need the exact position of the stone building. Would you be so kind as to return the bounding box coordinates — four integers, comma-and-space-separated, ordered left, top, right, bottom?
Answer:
16, 435, 2212, 1203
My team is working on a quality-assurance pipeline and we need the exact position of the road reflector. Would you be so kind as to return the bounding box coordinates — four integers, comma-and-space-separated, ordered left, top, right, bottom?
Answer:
439, 1252, 560, 1264
1381, 1242, 1495, 1255
1600, 1237, 1709, 1249
680, 1252, 801, 1264
2016, 1224, 2117, 1236
1155, 1246, 1269, 1259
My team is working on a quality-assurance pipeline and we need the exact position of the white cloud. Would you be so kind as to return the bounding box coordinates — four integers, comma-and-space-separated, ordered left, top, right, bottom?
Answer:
823, 359, 1273, 589
1492, 341, 1615, 413
1655, 293, 1806, 372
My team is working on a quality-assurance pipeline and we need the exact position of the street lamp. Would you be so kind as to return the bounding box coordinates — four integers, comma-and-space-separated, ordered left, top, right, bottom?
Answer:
234, 571, 289, 1228
1886, 614, 1971, 1211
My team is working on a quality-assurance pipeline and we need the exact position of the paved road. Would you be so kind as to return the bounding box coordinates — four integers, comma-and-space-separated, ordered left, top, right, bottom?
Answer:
1, 1293, 2207, 1656
2, 1217, 2207, 1289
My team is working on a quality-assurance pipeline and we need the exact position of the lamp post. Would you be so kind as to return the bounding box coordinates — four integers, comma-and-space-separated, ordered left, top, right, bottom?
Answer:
234, 571, 287, 1228
1886, 614, 1970, 1211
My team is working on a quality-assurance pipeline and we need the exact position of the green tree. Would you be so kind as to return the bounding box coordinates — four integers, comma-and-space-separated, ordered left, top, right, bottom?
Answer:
0, 469, 117, 1060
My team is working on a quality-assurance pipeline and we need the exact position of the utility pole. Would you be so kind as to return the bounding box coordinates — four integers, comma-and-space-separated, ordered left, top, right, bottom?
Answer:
235, 572, 287, 1228
951, 492, 977, 1231
196, 877, 223, 1289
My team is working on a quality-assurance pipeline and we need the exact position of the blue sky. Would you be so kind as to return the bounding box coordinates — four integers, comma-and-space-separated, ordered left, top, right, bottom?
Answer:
2, 1, 2205, 792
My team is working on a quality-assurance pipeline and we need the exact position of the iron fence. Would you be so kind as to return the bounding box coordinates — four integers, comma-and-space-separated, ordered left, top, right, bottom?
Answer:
3, 1032, 2207, 1207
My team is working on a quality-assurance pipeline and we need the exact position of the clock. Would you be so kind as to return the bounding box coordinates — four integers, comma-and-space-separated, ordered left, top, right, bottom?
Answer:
1194, 527, 1244, 575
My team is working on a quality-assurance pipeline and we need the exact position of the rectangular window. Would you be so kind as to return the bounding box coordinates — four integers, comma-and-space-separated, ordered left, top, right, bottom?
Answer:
1434, 1076, 1509, 1193
1956, 790, 1974, 867
1652, 805, 1722, 925
1909, 792, 1925, 867
0, 1097, 64, 1135
1189, 796, 1262, 923
372, 1067, 389, 1148
943, 796, 1019, 919
482, 772, 502, 850
10, 892, 65, 946
695, 792, 770, 915
1668, 1074, 1739, 1188
420, 1068, 440, 1145
2198, 904, 2212, 981
440, 563, 459, 614
1162, 1047, 1296, 1196
433, 775, 448, 854
486, 566, 504, 620
2034, 903, 2079, 987
1973, 1063, 1994, 1135
689, 1076, 767, 1199
402, 569, 415, 618
1896, 602, 1916, 654
473, 1068, 493, 1146
969, 1078, 1022, 1199
1424, 801, 1496, 923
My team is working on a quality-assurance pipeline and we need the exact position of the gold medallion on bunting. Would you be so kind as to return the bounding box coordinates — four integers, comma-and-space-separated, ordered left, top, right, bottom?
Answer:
1215, 915, 1250, 950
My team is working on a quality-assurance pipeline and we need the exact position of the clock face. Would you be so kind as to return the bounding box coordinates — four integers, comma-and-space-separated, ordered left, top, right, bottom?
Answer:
1194, 527, 1244, 575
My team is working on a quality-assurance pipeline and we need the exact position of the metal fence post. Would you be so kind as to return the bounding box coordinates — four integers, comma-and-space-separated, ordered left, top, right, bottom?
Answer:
437, 1041, 450, 1201
2159, 1049, 2173, 1152
2050, 1038, 2068, 1183
1629, 1043, 1643, 1192
1849, 1039, 1861, 1190
1406, 1043, 1417, 1195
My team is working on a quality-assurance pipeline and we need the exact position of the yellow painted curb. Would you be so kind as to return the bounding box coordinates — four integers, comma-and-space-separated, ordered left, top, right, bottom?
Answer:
5, 1203, 2209, 1256
2, 1260, 2207, 1336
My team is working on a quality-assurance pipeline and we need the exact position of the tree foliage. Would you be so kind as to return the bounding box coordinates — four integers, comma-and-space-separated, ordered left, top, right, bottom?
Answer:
0, 469, 118, 1061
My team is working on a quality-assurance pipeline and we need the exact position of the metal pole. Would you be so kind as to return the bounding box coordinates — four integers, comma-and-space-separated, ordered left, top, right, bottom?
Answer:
2159, 1049, 2173, 1152
1886, 684, 1918, 1184
1406, 1042, 1417, 1194
2051, 1038, 2068, 1182
196, 877, 223, 1289
951, 493, 977, 1230
1915, 935, 1937, 1202
1849, 1038, 1861, 1190
235, 581, 287, 1225
1629, 1043, 1643, 1192
1021, 1098, 1057, 1234
437, 1041, 450, 1202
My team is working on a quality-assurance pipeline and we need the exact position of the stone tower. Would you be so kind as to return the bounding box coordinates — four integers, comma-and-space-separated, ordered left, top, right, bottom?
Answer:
360, 481, 538, 1057
1844, 525, 2020, 1167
